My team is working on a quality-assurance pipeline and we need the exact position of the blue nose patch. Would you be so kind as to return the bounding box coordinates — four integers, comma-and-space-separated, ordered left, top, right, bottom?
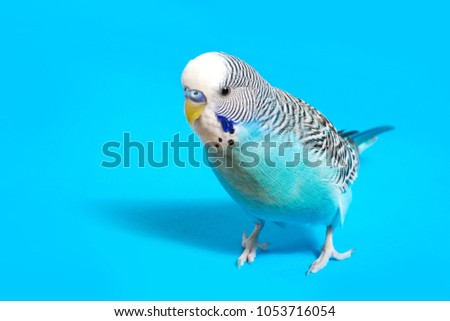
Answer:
216, 115, 235, 134
186, 89, 206, 104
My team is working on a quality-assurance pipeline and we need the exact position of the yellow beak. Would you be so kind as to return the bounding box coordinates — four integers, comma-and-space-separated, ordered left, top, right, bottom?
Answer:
184, 99, 206, 125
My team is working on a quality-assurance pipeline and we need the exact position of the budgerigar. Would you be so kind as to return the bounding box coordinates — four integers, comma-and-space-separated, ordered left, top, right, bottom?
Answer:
181, 52, 392, 274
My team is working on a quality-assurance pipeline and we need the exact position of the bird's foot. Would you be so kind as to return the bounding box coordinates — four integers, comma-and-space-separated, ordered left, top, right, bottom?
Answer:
237, 227, 269, 267
307, 245, 354, 275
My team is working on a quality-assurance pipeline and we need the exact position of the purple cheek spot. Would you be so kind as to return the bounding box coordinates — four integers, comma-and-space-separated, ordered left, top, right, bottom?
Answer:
216, 115, 235, 134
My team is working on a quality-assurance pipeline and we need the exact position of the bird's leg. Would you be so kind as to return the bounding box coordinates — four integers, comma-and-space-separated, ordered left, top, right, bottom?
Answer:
307, 225, 354, 275
237, 223, 269, 267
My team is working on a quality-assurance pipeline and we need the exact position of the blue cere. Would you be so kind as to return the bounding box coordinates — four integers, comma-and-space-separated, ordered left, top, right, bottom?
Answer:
185, 89, 206, 104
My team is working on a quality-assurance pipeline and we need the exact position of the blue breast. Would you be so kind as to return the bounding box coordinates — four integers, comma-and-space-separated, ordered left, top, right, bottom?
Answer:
211, 124, 344, 226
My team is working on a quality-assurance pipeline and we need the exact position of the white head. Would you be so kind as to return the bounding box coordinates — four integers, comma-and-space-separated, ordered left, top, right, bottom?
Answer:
181, 52, 269, 125
182, 52, 229, 102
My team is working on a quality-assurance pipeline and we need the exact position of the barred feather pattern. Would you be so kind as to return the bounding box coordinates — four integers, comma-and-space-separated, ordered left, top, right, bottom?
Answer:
212, 53, 273, 123
216, 53, 359, 192
262, 89, 359, 192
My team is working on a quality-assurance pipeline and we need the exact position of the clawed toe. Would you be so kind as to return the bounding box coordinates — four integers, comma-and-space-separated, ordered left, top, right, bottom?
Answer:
237, 224, 268, 267
236, 224, 353, 274
306, 226, 354, 275
307, 247, 354, 275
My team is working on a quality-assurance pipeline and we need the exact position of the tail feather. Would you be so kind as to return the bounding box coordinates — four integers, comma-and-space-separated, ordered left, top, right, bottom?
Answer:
340, 126, 394, 154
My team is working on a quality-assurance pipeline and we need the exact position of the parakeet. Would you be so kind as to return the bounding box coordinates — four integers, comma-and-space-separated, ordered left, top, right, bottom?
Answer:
181, 52, 392, 274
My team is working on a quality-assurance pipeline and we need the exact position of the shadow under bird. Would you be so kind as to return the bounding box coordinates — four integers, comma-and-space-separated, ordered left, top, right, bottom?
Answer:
181, 52, 392, 274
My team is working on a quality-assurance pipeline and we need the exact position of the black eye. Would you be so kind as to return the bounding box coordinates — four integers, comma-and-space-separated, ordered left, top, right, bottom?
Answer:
221, 86, 230, 96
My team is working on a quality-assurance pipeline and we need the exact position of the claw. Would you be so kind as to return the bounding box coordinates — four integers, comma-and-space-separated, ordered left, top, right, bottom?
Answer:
306, 226, 354, 275
241, 231, 247, 247
237, 223, 268, 267
258, 242, 270, 251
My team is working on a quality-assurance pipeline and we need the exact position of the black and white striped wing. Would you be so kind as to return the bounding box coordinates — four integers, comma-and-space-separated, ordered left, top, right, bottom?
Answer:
273, 90, 360, 192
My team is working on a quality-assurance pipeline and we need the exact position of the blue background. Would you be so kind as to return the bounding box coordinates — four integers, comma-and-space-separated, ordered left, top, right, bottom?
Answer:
1, 1, 449, 300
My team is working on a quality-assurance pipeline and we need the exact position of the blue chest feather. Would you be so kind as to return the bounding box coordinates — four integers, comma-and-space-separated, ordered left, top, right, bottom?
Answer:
211, 125, 347, 226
